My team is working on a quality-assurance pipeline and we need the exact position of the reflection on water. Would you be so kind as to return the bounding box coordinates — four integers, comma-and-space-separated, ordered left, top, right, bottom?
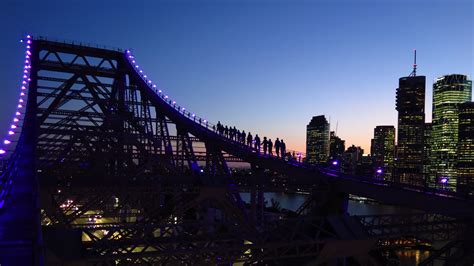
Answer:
240, 192, 432, 264
240, 192, 417, 215
396, 249, 431, 266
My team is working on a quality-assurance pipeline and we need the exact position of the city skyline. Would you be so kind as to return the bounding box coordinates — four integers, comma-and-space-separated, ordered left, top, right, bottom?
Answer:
0, 0, 472, 153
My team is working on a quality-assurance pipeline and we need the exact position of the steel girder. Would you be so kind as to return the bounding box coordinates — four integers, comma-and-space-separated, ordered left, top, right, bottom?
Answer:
1, 38, 468, 265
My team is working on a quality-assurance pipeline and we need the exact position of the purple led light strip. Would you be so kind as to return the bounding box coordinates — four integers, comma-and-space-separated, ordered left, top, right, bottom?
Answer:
124, 50, 307, 159
0, 35, 31, 156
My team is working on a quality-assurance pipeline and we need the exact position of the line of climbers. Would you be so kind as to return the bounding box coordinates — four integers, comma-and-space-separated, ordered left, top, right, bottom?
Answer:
215, 121, 301, 161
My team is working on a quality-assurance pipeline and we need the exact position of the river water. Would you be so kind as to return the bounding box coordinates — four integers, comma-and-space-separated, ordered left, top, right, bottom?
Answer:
240, 191, 418, 215
240, 192, 432, 265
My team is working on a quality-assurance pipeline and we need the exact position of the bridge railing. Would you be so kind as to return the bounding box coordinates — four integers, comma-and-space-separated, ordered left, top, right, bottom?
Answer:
34, 35, 124, 52
320, 167, 473, 201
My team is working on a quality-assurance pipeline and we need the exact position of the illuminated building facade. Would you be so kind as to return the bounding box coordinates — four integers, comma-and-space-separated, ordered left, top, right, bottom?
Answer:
370, 126, 395, 180
431, 74, 472, 190
329, 131, 345, 160
457, 101, 474, 195
395, 75, 426, 186
306, 115, 330, 164
423, 123, 433, 185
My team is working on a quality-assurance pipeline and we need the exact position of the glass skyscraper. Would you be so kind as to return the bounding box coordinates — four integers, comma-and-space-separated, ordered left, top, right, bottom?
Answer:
370, 126, 395, 180
395, 75, 426, 186
423, 123, 433, 185
431, 74, 472, 190
306, 115, 330, 164
457, 101, 474, 195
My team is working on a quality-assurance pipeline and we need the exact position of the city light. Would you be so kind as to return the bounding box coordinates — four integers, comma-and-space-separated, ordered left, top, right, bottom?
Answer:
0, 34, 32, 157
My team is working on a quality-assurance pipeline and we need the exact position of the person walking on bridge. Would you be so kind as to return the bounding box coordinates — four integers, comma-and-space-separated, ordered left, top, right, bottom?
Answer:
268, 138, 273, 156
217, 121, 222, 134
263, 137, 268, 155
280, 139, 286, 160
254, 134, 261, 153
275, 138, 281, 158
247, 132, 253, 147
229, 127, 234, 140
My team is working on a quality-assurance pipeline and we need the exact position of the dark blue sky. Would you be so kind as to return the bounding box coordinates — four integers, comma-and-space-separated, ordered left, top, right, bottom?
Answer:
0, 0, 472, 152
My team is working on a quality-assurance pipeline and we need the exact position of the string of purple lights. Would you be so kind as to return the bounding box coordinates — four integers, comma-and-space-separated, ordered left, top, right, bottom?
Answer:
0, 35, 32, 157
125, 49, 212, 128
124, 49, 306, 160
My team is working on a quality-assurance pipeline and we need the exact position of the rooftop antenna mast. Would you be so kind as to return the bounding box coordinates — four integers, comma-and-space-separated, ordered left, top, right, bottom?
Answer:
409, 49, 417, 77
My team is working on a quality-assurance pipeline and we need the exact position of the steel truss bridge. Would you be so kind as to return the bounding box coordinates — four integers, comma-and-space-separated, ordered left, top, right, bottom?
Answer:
0, 36, 472, 265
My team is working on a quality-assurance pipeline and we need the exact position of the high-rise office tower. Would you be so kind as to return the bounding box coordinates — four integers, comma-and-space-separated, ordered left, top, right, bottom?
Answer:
306, 115, 330, 164
395, 58, 426, 186
431, 74, 472, 190
423, 123, 433, 186
457, 101, 474, 195
342, 145, 364, 175
370, 126, 395, 180
329, 131, 345, 159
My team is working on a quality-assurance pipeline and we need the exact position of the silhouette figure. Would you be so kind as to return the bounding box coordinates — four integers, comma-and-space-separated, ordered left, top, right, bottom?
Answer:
254, 134, 261, 153
280, 139, 286, 160
268, 139, 273, 156
275, 138, 281, 158
263, 137, 268, 155
247, 132, 253, 147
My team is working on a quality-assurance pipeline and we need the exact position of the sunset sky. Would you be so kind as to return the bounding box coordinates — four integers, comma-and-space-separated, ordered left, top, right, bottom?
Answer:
0, 0, 472, 153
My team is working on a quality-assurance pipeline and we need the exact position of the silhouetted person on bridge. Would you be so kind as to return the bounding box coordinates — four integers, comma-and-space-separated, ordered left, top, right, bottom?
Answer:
268, 139, 273, 156
263, 137, 268, 155
247, 132, 253, 147
229, 127, 234, 140
280, 139, 286, 160
217, 121, 222, 133
241, 131, 246, 144
224, 126, 229, 138
275, 138, 281, 158
254, 134, 261, 153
